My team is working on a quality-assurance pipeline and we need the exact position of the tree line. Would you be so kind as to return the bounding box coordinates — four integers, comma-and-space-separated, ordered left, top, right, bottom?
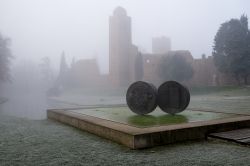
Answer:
0, 33, 12, 84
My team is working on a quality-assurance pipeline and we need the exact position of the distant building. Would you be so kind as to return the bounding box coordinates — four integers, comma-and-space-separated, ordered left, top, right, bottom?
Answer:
108, 7, 200, 87
142, 50, 193, 86
69, 59, 101, 87
191, 56, 217, 86
152, 36, 171, 54
109, 7, 138, 86
65, 7, 240, 89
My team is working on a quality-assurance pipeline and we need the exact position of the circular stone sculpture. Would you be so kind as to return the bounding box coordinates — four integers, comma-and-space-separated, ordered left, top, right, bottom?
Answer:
157, 81, 190, 115
126, 81, 157, 115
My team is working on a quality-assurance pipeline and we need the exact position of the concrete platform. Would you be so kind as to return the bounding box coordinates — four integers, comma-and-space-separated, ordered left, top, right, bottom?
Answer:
47, 106, 250, 149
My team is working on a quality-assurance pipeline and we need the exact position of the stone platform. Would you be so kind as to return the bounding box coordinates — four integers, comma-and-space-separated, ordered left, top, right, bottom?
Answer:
47, 106, 250, 149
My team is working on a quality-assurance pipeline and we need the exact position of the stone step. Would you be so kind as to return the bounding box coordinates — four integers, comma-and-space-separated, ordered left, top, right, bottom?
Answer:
208, 128, 250, 145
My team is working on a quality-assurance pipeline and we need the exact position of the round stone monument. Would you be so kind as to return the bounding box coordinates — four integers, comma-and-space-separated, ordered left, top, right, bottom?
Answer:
126, 81, 157, 115
157, 81, 190, 114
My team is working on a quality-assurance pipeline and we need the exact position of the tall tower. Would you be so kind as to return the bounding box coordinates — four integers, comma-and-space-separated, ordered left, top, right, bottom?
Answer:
109, 7, 134, 86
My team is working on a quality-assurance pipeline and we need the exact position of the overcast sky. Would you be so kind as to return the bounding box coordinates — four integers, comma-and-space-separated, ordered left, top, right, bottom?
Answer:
0, 0, 250, 73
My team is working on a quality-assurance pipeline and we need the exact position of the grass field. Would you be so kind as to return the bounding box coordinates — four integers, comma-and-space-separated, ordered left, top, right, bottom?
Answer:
1, 86, 250, 165
189, 86, 250, 115
0, 114, 250, 166
52, 86, 250, 115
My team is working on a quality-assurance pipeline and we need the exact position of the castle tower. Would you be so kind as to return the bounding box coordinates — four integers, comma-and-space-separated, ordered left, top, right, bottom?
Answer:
109, 7, 135, 87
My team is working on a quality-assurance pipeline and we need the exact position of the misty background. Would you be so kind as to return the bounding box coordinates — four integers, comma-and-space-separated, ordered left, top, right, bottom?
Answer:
1, 0, 250, 73
1, 0, 250, 120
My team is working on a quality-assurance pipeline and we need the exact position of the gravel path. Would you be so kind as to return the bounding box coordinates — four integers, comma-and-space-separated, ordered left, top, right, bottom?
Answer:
0, 114, 249, 166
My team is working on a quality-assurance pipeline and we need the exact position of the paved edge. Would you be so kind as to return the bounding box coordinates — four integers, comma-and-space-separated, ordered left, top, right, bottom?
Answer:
47, 109, 250, 149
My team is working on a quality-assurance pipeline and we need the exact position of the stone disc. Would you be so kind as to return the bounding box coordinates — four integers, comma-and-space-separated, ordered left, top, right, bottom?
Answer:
126, 81, 157, 115
157, 81, 190, 114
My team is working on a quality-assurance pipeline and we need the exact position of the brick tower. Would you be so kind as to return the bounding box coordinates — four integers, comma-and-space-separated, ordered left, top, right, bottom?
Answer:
109, 7, 137, 87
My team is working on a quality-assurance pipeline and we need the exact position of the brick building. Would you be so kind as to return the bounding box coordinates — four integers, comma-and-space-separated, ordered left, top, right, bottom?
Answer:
67, 7, 240, 89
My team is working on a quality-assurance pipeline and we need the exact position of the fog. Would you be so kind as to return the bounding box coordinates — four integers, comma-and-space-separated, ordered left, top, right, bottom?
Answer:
1, 0, 250, 120
1, 0, 250, 72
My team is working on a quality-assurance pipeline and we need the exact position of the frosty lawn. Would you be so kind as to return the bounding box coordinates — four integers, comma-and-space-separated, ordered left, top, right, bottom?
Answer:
0, 114, 250, 165
1, 86, 250, 164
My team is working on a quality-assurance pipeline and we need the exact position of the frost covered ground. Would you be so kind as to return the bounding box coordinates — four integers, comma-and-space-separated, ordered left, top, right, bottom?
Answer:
51, 86, 250, 115
0, 86, 250, 165
0, 114, 250, 166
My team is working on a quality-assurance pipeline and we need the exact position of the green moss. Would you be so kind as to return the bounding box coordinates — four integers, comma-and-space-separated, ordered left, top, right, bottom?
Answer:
157, 114, 188, 124
72, 107, 237, 128
128, 115, 158, 126
128, 114, 188, 127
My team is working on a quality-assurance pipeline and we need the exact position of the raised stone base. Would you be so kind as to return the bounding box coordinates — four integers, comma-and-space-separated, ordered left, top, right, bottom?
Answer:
47, 107, 250, 149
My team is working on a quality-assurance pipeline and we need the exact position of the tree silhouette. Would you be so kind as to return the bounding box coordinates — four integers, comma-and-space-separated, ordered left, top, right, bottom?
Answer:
0, 33, 12, 83
158, 54, 193, 82
57, 51, 68, 87
213, 14, 250, 84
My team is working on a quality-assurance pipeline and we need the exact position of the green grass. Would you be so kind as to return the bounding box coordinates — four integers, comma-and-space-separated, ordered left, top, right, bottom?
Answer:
72, 107, 237, 127
128, 114, 188, 126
